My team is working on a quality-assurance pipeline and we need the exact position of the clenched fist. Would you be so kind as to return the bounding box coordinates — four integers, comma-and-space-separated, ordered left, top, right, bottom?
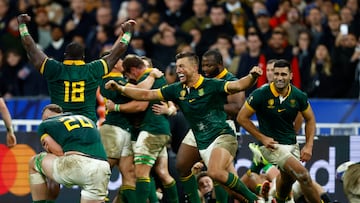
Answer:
17, 14, 31, 24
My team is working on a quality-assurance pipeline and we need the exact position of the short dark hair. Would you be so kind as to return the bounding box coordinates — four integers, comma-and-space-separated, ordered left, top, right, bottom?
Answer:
175, 52, 199, 65
197, 171, 211, 185
203, 49, 223, 65
122, 54, 145, 73
267, 59, 277, 64
64, 42, 85, 60
42, 104, 63, 115
274, 59, 291, 71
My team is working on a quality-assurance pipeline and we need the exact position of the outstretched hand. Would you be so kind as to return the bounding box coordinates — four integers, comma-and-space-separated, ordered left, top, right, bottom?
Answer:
17, 14, 31, 24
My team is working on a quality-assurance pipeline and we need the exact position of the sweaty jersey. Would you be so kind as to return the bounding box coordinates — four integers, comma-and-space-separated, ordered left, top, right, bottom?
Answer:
40, 58, 109, 123
159, 75, 236, 150
138, 68, 170, 136
100, 72, 133, 133
245, 82, 310, 145
37, 113, 107, 160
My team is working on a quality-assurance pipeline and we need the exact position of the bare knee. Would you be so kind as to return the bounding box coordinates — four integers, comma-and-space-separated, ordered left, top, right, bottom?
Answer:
296, 170, 312, 186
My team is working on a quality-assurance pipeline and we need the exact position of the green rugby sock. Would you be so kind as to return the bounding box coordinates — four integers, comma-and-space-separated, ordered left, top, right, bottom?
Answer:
33, 201, 46, 203
180, 173, 201, 203
214, 183, 228, 203
225, 172, 258, 201
136, 177, 151, 203
120, 185, 136, 202
46, 201, 55, 203
163, 180, 179, 203
149, 177, 159, 203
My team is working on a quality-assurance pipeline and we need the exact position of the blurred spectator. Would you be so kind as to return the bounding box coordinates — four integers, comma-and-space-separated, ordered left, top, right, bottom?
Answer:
61, 0, 95, 41
149, 27, 183, 71
210, 34, 234, 67
196, 5, 235, 56
86, 5, 113, 50
161, 0, 191, 28
230, 8, 248, 36
236, 33, 265, 96
28, 7, 52, 50
269, 0, 291, 29
35, 0, 64, 25
306, 7, 325, 51
246, 0, 267, 27
320, 12, 341, 54
263, 26, 301, 88
134, 8, 161, 34
117, 0, 143, 24
87, 25, 114, 61
229, 35, 247, 75
44, 24, 67, 61
307, 44, 335, 98
176, 43, 194, 54
282, 6, 306, 46
181, 0, 211, 32
0, 0, 16, 35
293, 29, 314, 93
189, 27, 202, 51
290, 0, 306, 15
320, 0, 336, 20
1, 49, 47, 97
340, 6, 359, 37
254, 9, 272, 46
130, 35, 147, 56
332, 33, 359, 98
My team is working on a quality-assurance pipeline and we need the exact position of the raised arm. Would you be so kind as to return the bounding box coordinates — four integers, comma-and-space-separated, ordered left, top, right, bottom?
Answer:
102, 20, 136, 70
105, 80, 161, 101
0, 98, 16, 148
17, 14, 47, 71
226, 66, 263, 94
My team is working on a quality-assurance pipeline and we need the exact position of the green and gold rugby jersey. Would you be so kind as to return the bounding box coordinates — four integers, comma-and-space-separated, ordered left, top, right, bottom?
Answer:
245, 82, 310, 145
159, 75, 235, 150
100, 72, 133, 133
215, 68, 237, 82
37, 113, 107, 160
138, 68, 170, 135
40, 58, 109, 123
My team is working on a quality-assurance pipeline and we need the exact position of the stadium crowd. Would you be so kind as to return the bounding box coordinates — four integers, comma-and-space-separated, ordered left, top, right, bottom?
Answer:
0, 0, 360, 99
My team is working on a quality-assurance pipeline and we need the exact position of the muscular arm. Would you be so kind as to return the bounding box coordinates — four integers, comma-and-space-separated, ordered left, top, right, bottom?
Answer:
105, 80, 161, 101
237, 104, 278, 149
17, 14, 47, 71
102, 20, 136, 70
107, 99, 149, 113
226, 66, 262, 94
224, 91, 245, 117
